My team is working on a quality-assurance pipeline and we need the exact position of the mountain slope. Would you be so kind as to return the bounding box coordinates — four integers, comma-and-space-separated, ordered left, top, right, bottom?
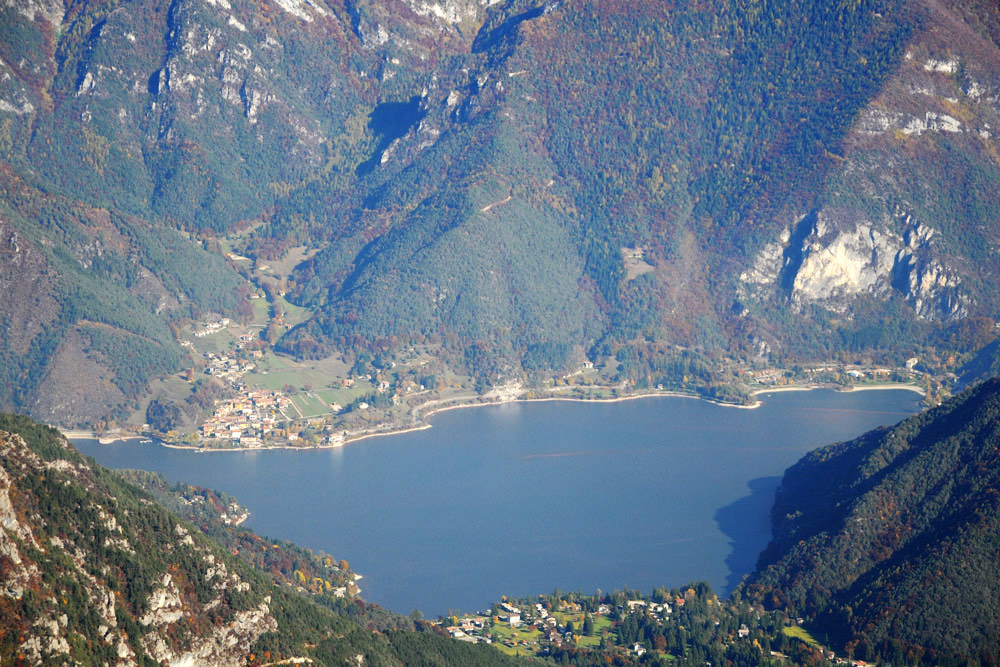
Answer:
739, 0, 1000, 359
0, 413, 520, 665
3, 0, 1000, 424
284, 0, 929, 370
745, 378, 1000, 663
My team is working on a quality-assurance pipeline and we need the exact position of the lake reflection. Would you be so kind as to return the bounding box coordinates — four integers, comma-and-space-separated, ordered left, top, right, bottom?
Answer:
76, 388, 920, 616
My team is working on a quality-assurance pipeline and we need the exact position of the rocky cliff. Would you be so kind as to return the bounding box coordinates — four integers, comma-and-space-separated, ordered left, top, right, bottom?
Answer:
0, 421, 278, 665
741, 209, 966, 320
740, 1, 1000, 339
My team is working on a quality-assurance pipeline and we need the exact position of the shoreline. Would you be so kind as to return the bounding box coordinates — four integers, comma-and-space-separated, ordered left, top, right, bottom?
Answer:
344, 381, 926, 447
415, 389, 758, 420
59, 429, 147, 445
833, 383, 926, 395
750, 384, 821, 396
65, 381, 925, 453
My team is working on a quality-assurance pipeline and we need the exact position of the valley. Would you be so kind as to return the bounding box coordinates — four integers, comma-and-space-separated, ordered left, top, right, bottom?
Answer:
2, 0, 1000, 663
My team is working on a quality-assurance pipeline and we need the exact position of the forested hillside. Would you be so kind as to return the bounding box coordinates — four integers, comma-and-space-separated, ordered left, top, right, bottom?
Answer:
0, 413, 521, 665
282, 0, 926, 370
745, 378, 1000, 664
2, 0, 1000, 423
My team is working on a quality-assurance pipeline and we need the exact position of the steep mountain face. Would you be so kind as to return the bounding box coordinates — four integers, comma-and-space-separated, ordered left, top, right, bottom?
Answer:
745, 379, 1000, 663
0, 413, 519, 665
740, 0, 1000, 342
959, 337, 1000, 386
284, 0, 929, 369
0, 416, 280, 664
2, 0, 1000, 423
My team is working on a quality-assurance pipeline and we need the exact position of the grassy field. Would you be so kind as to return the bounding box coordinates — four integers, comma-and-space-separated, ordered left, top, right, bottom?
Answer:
492, 624, 543, 657
782, 625, 820, 647
292, 393, 329, 418
217, 237, 238, 257
545, 612, 609, 648
275, 294, 312, 328
553, 611, 584, 625
189, 329, 236, 356
315, 387, 366, 407
250, 297, 270, 325
265, 245, 317, 279
246, 352, 375, 418
249, 354, 335, 392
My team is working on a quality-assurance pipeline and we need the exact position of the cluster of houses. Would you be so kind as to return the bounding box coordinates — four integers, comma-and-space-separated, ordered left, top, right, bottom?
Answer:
845, 367, 892, 380
193, 317, 231, 337
437, 593, 881, 663
236, 332, 263, 355
199, 389, 291, 448
219, 501, 250, 526
438, 596, 676, 653
205, 352, 255, 381
445, 616, 492, 644
751, 369, 786, 385
199, 389, 349, 448
747, 363, 910, 386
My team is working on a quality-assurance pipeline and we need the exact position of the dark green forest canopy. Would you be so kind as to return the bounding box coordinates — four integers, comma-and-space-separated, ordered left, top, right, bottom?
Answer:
745, 378, 1000, 664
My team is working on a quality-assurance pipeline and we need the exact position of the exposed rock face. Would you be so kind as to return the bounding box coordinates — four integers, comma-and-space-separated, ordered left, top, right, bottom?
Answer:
270, 0, 328, 22
739, 233, 787, 288
1, 0, 65, 26
401, 0, 501, 25
791, 221, 896, 302
0, 441, 40, 599
0, 425, 279, 666
140, 574, 185, 627
143, 597, 277, 666
350, 0, 498, 48
859, 108, 964, 136
736, 6, 1000, 339
742, 210, 966, 320
855, 49, 998, 141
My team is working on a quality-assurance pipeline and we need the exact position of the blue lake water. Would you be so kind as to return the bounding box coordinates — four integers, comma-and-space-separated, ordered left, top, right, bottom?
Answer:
74, 388, 921, 617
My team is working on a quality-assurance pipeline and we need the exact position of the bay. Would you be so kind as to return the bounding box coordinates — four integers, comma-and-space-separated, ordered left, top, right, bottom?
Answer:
74, 388, 920, 617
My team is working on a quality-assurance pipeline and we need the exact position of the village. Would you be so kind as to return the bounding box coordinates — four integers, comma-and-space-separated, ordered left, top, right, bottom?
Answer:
434, 590, 884, 665
433, 596, 675, 658
171, 318, 355, 449
194, 363, 349, 450
198, 386, 293, 449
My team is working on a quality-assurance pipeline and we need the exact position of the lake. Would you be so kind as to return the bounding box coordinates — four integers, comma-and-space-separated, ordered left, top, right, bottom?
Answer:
74, 388, 921, 617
